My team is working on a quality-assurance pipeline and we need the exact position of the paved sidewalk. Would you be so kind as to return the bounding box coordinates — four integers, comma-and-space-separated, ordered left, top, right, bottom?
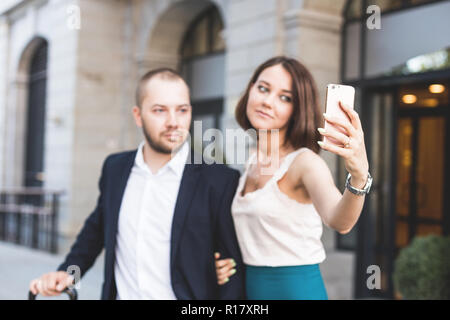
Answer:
0, 242, 103, 300
320, 250, 355, 300
0, 241, 354, 300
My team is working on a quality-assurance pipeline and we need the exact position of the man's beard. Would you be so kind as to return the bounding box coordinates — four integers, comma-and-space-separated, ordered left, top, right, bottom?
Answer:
142, 122, 185, 155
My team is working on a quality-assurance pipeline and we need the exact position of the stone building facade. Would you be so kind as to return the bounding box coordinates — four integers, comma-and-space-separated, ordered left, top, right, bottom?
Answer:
0, 0, 359, 299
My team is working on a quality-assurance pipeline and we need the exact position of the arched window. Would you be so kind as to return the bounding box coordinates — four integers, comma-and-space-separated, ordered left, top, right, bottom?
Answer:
24, 40, 48, 188
181, 6, 225, 59
180, 5, 226, 162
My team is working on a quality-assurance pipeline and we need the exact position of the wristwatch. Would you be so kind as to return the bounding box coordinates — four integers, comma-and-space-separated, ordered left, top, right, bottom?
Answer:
345, 172, 372, 195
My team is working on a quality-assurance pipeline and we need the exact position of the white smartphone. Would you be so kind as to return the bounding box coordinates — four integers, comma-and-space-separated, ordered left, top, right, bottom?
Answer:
323, 84, 355, 146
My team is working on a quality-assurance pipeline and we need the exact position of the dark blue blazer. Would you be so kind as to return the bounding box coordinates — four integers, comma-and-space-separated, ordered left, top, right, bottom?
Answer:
58, 149, 245, 300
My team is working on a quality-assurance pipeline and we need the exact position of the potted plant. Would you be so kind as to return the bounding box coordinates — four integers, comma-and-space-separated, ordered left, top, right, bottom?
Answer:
393, 234, 450, 299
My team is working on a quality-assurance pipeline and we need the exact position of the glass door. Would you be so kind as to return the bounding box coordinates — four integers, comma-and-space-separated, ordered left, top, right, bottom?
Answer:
355, 79, 449, 299
358, 88, 397, 299
395, 81, 449, 250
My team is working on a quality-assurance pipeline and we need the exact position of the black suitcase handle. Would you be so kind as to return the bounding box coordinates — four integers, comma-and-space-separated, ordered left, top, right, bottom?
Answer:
28, 287, 78, 300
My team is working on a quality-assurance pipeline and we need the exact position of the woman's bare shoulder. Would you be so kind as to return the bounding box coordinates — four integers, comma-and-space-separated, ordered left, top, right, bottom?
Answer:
289, 148, 330, 182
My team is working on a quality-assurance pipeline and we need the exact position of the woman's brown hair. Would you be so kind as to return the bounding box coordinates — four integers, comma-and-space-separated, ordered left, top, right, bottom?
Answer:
235, 56, 323, 154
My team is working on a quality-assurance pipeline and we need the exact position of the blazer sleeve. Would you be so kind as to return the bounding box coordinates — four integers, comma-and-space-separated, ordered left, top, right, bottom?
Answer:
57, 157, 108, 278
215, 170, 246, 300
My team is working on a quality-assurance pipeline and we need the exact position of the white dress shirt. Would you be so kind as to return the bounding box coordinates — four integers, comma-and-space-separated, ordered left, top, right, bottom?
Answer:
232, 148, 326, 267
114, 141, 189, 300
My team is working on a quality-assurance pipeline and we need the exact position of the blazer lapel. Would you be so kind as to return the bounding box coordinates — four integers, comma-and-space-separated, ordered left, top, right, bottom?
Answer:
170, 161, 201, 271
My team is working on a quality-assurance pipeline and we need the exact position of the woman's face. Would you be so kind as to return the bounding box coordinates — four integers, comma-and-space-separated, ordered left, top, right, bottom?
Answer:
246, 64, 294, 135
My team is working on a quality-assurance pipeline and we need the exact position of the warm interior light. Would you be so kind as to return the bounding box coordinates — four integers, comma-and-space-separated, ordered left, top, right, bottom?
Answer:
429, 84, 445, 94
402, 94, 417, 104
422, 98, 439, 107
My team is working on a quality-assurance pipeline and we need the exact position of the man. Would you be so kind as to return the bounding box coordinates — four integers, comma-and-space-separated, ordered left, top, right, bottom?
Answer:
29, 68, 245, 299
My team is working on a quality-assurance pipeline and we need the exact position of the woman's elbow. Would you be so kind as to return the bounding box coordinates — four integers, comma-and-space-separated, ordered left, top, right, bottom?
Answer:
327, 220, 353, 234
338, 228, 352, 235
323, 216, 354, 235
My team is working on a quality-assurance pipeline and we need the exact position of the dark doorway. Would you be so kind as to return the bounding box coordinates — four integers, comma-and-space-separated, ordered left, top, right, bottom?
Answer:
24, 41, 48, 188
21, 40, 49, 250
180, 5, 226, 161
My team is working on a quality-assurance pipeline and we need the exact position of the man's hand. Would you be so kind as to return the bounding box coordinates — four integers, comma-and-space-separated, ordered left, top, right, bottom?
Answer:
29, 271, 74, 297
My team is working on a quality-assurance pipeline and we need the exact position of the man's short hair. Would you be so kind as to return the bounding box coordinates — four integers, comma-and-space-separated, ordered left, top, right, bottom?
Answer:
135, 68, 188, 108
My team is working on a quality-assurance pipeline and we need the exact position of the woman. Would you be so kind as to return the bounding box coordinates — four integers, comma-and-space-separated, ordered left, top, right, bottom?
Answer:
214, 56, 371, 300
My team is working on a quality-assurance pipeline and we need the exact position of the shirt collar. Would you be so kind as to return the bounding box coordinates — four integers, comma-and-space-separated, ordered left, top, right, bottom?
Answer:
135, 140, 189, 177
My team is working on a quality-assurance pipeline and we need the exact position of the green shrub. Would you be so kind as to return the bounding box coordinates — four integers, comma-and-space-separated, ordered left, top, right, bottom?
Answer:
393, 234, 450, 299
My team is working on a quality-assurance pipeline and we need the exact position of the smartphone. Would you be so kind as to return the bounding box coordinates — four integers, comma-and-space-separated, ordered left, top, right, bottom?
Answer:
323, 84, 355, 146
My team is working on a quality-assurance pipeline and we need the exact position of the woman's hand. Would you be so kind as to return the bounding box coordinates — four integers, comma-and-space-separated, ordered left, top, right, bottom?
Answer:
214, 252, 236, 285
317, 101, 369, 186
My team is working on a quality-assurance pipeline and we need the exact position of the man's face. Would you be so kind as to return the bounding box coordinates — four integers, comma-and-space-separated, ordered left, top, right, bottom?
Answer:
133, 77, 192, 154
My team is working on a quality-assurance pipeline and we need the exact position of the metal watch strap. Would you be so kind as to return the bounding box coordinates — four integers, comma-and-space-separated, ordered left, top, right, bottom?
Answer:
345, 172, 372, 195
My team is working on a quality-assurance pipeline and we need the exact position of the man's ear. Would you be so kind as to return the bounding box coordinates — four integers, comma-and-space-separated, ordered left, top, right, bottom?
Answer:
132, 106, 143, 128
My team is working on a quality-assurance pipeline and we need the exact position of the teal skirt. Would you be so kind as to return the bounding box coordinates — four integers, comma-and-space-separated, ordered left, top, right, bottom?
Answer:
245, 264, 328, 300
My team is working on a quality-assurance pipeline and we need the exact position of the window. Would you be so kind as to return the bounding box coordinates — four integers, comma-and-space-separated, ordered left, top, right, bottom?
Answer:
389, 48, 450, 77
344, 0, 446, 20
180, 6, 226, 163
181, 6, 225, 59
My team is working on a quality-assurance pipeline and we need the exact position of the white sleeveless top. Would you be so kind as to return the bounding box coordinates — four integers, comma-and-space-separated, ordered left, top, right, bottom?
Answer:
231, 148, 326, 267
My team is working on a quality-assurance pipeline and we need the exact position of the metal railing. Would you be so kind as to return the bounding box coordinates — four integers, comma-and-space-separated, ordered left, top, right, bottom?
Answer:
0, 188, 64, 254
